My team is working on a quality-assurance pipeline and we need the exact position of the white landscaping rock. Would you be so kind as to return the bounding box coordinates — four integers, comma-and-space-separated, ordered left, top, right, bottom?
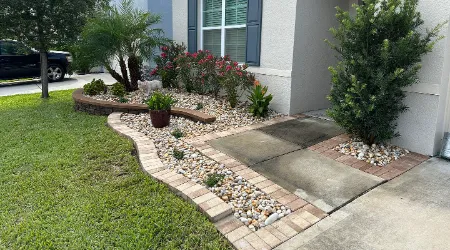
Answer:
264, 213, 279, 226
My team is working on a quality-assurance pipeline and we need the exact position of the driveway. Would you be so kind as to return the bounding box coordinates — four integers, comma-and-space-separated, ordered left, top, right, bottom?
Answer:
276, 157, 450, 250
0, 73, 116, 97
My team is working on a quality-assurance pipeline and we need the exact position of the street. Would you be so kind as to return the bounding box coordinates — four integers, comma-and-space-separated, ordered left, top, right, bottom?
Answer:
0, 73, 116, 97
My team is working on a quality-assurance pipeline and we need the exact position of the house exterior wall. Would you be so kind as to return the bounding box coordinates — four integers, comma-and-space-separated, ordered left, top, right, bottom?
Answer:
290, 0, 348, 114
247, 0, 298, 114
149, 0, 173, 39
172, 0, 188, 45
393, 0, 450, 155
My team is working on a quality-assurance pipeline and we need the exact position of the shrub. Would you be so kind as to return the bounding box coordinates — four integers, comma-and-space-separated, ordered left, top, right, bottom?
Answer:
152, 42, 186, 88
205, 173, 225, 187
175, 50, 220, 95
173, 148, 184, 160
195, 103, 204, 110
326, 0, 445, 145
83, 78, 106, 95
118, 97, 129, 103
248, 81, 273, 118
111, 82, 126, 97
217, 57, 255, 108
171, 128, 183, 139
146, 91, 176, 111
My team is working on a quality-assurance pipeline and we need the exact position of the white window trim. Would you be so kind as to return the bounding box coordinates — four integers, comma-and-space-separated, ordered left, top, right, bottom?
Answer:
200, 0, 246, 57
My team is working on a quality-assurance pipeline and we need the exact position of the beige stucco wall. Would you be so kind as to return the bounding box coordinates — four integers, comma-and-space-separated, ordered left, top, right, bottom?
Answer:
172, 0, 188, 45
290, 0, 348, 114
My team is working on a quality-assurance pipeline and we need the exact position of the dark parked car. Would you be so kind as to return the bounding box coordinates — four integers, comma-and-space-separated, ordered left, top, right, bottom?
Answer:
0, 40, 72, 82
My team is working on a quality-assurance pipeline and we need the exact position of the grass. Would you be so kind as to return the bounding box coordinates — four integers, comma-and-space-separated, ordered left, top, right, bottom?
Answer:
0, 90, 231, 250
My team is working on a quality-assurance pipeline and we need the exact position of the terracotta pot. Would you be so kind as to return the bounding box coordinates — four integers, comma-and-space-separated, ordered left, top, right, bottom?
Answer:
149, 109, 171, 128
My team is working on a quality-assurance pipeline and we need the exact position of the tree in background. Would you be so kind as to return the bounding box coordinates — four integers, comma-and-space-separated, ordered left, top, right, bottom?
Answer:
0, 0, 108, 98
326, 0, 446, 145
78, 0, 166, 92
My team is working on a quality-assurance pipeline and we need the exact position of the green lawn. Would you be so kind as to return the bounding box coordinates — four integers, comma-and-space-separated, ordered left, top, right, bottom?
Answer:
0, 90, 231, 249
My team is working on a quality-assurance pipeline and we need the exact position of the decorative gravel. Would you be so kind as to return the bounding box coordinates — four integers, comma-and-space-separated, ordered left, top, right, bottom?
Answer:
120, 90, 289, 231
335, 138, 410, 166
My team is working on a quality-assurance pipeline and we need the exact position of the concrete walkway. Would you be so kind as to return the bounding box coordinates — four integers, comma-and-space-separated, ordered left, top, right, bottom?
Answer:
276, 158, 450, 250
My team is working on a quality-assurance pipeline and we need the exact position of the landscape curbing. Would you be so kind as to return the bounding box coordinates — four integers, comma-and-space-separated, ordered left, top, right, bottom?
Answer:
107, 112, 328, 249
308, 134, 430, 180
74, 88, 216, 123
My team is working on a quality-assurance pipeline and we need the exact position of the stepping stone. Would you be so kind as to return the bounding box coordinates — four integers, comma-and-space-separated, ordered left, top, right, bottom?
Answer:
208, 130, 302, 166
258, 118, 344, 148
251, 149, 384, 213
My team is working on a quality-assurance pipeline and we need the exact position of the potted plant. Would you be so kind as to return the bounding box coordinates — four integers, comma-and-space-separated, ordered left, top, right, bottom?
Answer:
146, 91, 176, 128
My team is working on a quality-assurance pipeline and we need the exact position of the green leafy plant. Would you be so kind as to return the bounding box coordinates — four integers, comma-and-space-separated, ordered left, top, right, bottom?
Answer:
205, 173, 225, 187
152, 42, 186, 88
171, 128, 183, 139
146, 91, 176, 111
325, 0, 445, 145
111, 82, 126, 97
83, 78, 106, 95
195, 103, 204, 110
248, 83, 273, 118
119, 97, 129, 103
173, 148, 184, 160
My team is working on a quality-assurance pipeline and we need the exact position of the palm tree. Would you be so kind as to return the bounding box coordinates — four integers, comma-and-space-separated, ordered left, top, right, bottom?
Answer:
78, 0, 166, 91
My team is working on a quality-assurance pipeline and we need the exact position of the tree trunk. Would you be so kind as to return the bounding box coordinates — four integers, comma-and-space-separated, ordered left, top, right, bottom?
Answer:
118, 56, 132, 91
127, 55, 140, 91
104, 64, 124, 84
40, 51, 49, 98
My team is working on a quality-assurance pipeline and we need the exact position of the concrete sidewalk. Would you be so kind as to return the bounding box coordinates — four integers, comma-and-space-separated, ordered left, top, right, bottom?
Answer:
276, 158, 450, 250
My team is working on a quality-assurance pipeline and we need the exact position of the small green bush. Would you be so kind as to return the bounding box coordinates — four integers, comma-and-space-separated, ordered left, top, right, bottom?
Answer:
326, 0, 445, 145
118, 97, 129, 103
111, 82, 126, 97
248, 83, 273, 118
171, 128, 183, 139
205, 173, 225, 187
173, 148, 184, 160
83, 78, 106, 96
195, 103, 204, 110
147, 91, 176, 111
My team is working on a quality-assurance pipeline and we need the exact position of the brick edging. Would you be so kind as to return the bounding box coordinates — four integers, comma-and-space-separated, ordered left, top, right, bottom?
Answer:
308, 134, 430, 180
74, 89, 216, 123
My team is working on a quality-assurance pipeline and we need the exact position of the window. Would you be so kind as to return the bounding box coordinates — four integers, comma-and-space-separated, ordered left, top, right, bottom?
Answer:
201, 0, 247, 62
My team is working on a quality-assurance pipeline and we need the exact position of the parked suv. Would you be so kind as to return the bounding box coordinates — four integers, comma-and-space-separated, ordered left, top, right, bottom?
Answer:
0, 40, 72, 82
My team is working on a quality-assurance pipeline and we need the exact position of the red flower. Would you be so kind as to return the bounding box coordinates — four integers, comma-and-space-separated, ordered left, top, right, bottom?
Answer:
207, 54, 213, 60
162, 46, 168, 51
233, 61, 238, 67
193, 53, 198, 58
226, 65, 232, 71
150, 68, 158, 75
161, 53, 167, 58
185, 52, 191, 56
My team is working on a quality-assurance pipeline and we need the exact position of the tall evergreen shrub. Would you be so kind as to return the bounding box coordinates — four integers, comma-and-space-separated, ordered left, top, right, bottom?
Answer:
326, 0, 446, 145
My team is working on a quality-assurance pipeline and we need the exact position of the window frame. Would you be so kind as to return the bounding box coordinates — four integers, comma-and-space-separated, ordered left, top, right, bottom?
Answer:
200, 0, 247, 60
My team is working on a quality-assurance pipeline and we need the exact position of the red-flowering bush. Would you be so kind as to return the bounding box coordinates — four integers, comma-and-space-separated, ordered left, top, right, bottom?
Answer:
175, 50, 220, 95
153, 42, 186, 88
176, 50, 256, 107
217, 57, 255, 108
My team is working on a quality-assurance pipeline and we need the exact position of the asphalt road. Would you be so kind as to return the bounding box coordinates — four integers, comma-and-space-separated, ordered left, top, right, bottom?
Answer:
0, 73, 116, 97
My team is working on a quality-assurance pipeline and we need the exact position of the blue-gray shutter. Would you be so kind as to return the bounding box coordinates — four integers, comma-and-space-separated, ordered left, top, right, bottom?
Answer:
188, 0, 198, 53
245, 0, 262, 66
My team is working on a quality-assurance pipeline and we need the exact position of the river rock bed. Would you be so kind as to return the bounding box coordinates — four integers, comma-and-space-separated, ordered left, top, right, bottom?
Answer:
120, 92, 289, 231
335, 139, 409, 166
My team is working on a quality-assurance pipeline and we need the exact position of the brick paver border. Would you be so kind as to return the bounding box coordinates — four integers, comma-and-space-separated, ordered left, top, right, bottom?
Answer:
308, 134, 430, 180
107, 112, 328, 249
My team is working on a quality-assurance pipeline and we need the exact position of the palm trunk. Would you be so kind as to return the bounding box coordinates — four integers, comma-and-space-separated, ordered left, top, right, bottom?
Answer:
104, 64, 124, 84
40, 51, 49, 98
127, 55, 140, 91
118, 56, 132, 91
